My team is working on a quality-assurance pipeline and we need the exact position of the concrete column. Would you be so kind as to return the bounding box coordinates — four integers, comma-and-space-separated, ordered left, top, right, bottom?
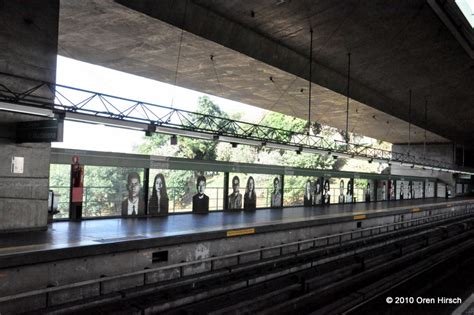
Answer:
0, 1, 60, 232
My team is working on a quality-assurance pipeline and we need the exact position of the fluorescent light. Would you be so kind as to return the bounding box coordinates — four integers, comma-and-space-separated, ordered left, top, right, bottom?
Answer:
266, 142, 296, 151
333, 152, 353, 159
66, 112, 148, 130
302, 147, 331, 155
155, 126, 216, 140
218, 136, 262, 147
0, 102, 54, 117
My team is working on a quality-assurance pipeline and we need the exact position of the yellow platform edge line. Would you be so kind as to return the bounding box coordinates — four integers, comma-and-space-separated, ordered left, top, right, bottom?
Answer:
353, 214, 366, 220
227, 228, 256, 237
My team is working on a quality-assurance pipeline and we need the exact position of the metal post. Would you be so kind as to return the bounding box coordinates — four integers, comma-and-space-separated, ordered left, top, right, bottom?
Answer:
223, 172, 229, 210
144, 168, 150, 215
173, 190, 176, 212
308, 28, 313, 135
424, 99, 427, 159
408, 89, 412, 154
346, 52, 351, 143
280, 174, 285, 207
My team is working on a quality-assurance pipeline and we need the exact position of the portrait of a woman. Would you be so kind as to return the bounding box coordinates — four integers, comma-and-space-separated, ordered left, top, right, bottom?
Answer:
244, 176, 257, 210
148, 173, 169, 215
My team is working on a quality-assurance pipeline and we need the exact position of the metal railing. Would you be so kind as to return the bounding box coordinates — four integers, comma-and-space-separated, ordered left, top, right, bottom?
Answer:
0, 71, 460, 171
50, 186, 276, 218
1, 202, 472, 306
50, 184, 430, 219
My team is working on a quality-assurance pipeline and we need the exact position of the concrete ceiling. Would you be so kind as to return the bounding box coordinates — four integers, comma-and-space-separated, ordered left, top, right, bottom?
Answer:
57, 0, 473, 145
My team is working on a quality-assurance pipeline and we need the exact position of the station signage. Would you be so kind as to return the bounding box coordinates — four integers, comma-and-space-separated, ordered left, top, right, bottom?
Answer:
16, 119, 63, 143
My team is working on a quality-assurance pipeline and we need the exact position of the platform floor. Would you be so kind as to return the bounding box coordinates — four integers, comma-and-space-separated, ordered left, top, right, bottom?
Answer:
0, 197, 472, 261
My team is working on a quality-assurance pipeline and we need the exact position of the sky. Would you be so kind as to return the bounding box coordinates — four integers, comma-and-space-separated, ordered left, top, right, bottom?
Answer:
53, 56, 266, 153
455, 0, 474, 28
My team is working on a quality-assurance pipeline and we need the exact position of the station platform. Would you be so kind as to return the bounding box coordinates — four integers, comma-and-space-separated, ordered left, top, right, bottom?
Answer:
0, 197, 472, 269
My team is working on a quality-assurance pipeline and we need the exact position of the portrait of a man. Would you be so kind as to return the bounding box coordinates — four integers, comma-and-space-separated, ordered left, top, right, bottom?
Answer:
382, 181, 387, 200
365, 182, 371, 202
304, 179, 313, 206
408, 181, 413, 199
271, 177, 282, 207
389, 180, 395, 200
193, 175, 209, 213
323, 179, 331, 205
313, 178, 322, 205
121, 172, 145, 216
338, 180, 345, 204
399, 182, 405, 200
228, 176, 242, 210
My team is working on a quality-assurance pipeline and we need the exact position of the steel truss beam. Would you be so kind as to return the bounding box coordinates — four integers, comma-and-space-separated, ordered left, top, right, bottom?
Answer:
0, 72, 468, 173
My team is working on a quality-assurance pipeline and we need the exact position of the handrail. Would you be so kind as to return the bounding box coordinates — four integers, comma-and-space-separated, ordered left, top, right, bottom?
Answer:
0, 204, 472, 304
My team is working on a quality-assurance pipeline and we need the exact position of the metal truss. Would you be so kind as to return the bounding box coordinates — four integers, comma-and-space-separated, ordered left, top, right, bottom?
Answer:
0, 71, 463, 172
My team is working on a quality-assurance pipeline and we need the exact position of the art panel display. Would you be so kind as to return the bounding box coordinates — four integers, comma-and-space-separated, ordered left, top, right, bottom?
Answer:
244, 176, 257, 210
270, 177, 282, 207
396, 180, 408, 200
322, 179, 331, 204
365, 180, 375, 202
376, 180, 387, 201
228, 173, 279, 209
437, 182, 446, 198
313, 178, 323, 205
333, 178, 354, 204
193, 175, 209, 213
122, 172, 145, 216
304, 179, 313, 206
413, 181, 423, 199
425, 180, 435, 198
149, 173, 169, 215
338, 179, 345, 203
388, 180, 395, 200
345, 179, 354, 203
228, 175, 243, 210
70, 155, 84, 220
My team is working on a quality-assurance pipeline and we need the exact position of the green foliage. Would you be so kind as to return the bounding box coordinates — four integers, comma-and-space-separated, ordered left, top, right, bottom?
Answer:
178, 137, 217, 160
179, 96, 231, 160
49, 164, 71, 219
259, 112, 307, 142
138, 133, 167, 155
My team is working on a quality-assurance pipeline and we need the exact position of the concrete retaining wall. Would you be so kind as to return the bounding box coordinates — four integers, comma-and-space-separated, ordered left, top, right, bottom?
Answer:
0, 202, 472, 313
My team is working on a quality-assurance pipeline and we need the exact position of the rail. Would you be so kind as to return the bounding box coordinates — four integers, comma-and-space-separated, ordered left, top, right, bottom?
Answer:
0, 203, 472, 305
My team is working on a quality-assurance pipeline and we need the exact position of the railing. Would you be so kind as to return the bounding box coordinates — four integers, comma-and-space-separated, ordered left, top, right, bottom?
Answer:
51, 186, 274, 218
1, 203, 472, 306
0, 71, 460, 171
50, 183, 432, 219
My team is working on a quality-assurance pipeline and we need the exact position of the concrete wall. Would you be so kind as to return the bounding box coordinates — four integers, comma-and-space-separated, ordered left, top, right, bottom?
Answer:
0, 1, 60, 232
0, 202, 471, 313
